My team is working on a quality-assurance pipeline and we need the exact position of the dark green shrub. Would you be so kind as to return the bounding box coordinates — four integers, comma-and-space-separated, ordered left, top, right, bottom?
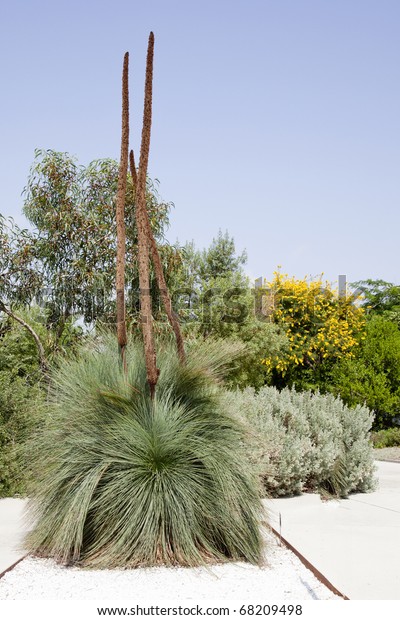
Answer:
371, 427, 400, 448
0, 305, 87, 497
0, 373, 45, 497
26, 335, 264, 568
330, 316, 400, 429
0, 307, 48, 497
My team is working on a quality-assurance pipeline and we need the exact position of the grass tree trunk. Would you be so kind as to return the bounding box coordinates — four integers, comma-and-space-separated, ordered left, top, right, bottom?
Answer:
129, 150, 185, 364
136, 32, 159, 397
116, 52, 129, 373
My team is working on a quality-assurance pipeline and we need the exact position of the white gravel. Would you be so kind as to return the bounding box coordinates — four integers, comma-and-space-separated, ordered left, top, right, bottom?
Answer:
0, 530, 340, 600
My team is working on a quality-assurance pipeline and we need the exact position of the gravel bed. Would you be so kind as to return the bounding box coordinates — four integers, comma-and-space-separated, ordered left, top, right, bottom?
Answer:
0, 530, 340, 600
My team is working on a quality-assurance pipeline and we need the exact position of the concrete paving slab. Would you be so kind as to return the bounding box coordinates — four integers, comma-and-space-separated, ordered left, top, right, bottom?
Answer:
0, 498, 29, 574
266, 461, 400, 600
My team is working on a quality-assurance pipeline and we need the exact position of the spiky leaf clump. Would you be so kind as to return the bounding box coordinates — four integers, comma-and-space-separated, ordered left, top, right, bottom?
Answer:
26, 335, 264, 568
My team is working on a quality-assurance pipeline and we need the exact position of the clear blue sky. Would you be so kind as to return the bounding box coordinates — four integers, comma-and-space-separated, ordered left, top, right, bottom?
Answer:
1, 0, 399, 286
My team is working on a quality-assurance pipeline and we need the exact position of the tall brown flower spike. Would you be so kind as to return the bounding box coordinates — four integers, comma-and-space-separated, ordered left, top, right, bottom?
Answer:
135, 32, 159, 397
117, 33, 185, 395
115, 52, 129, 373
130, 149, 186, 364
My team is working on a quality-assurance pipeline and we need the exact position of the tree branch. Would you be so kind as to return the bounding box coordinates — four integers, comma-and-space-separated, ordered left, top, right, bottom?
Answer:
0, 301, 48, 374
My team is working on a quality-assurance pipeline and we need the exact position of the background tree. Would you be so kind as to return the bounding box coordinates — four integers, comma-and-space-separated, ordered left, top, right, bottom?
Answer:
172, 231, 248, 326
171, 233, 288, 388
0, 215, 42, 306
198, 229, 247, 282
0, 216, 48, 370
330, 315, 400, 428
352, 279, 400, 327
260, 272, 366, 390
21, 149, 174, 328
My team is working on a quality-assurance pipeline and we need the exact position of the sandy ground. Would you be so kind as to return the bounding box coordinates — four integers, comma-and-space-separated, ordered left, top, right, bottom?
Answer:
0, 530, 340, 601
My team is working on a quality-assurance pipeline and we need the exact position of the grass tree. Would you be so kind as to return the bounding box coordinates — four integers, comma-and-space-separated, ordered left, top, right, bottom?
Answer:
26, 34, 264, 568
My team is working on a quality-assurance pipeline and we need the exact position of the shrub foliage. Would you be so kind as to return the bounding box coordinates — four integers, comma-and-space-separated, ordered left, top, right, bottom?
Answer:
229, 386, 376, 497
0, 308, 48, 497
372, 427, 400, 448
260, 272, 366, 389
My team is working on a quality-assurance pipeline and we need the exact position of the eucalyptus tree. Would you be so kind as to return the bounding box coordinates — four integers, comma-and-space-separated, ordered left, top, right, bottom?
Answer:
352, 279, 400, 327
22, 150, 173, 328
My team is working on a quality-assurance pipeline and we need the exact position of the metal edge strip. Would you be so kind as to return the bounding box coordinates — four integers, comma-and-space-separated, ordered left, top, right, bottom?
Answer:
268, 525, 350, 600
0, 555, 28, 580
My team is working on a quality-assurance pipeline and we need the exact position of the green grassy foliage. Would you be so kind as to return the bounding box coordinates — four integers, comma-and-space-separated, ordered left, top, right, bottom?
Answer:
26, 335, 264, 568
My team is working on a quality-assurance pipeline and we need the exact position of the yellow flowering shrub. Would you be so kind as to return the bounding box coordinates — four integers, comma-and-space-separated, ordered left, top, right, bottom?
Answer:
260, 272, 366, 377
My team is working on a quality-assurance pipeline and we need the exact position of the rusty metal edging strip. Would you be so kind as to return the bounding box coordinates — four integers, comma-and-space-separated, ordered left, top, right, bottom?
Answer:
268, 525, 350, 600
0, 554, 28, 580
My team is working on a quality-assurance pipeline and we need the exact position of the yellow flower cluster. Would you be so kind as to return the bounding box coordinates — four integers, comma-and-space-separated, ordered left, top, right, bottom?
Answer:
261, 272, 366, 376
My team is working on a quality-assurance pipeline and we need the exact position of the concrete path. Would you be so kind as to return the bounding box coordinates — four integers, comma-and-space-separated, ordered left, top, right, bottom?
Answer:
0, 498, 29, 574
267, 460, 400, 600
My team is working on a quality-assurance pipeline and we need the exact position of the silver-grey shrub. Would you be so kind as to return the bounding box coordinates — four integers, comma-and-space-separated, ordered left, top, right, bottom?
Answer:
229, 386, 376, 497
